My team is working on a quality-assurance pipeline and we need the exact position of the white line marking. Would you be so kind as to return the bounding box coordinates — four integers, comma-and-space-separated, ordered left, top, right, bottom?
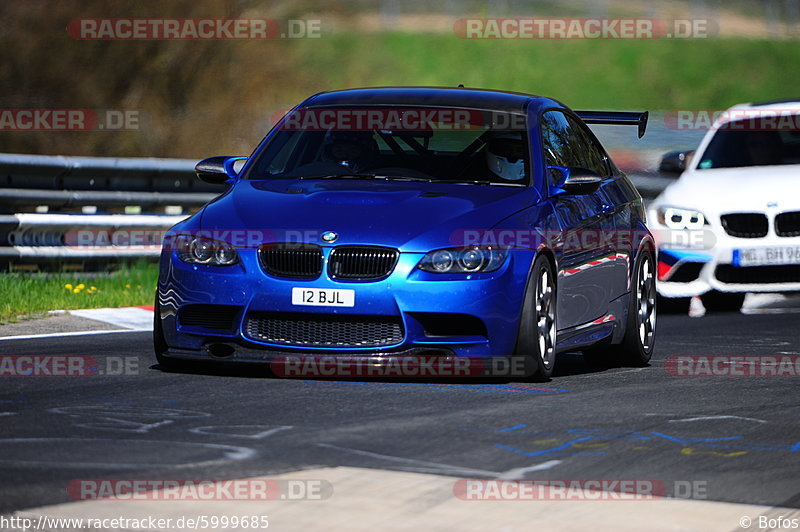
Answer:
49, 405, 210, 418
189, 425, 293, 440
0, 438, 255, 469
669, 416, 767, 424
0, 329, 149, 341
317, 443, 562, 478
73, 418, 174, 433
317, 443, 499, 476
495, 460, 563, 480
0, 412, 17, 417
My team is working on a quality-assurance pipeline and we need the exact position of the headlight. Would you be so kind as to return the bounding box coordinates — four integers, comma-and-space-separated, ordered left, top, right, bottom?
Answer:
419, 247, 508, 274
175, 235, 239, 266
657, 207, 707, 230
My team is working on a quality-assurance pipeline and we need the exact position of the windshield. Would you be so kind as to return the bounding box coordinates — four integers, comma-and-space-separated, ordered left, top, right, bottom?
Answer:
244, 106, 531, 185
696, 115, 800, 169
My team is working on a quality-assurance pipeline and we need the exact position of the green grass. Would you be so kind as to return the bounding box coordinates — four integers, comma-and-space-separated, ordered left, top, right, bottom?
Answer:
291, 34, 800, 110
0, 262, 158, 323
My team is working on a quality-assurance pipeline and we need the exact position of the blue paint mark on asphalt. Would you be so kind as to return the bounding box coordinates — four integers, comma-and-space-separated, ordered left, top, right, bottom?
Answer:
565, 429, 650, 441
497, 424, 528, 433
650, 432, 743, 444
495, 436, 599, 457
702, 441, 796, 452
489, 427, 800, 458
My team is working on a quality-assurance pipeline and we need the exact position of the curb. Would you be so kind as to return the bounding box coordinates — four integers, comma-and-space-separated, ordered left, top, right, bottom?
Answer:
48, 306, 154, 330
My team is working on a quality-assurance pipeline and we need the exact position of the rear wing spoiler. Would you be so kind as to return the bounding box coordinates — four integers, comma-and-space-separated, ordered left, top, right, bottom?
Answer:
575, 111, 649, 139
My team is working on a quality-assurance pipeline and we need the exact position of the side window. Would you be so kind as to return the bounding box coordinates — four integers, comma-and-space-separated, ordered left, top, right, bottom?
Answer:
540, 110, 586, 187
540, 110, 573, 176
540, 110, 610, 187
566, 115, 610, 178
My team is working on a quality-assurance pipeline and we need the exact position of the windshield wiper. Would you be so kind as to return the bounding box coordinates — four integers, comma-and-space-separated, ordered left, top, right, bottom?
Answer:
298, 173, 380, 180
380, 175, 433, 182
294, 174, 519, 186
447, 179, 494, 185
447, 179, 525, 187
298, 173, 434, 183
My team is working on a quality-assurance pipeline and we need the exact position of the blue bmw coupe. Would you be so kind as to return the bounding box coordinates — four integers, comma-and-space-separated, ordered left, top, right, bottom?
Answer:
155, 87, 656, 380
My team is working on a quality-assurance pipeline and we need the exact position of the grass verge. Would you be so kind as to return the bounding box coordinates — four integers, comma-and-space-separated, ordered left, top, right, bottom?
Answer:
0, 261, 158, 323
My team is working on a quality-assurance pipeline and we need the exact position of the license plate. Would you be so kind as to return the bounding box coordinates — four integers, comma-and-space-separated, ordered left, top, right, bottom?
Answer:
291, 287, 355, 307
733, 246, 800, 267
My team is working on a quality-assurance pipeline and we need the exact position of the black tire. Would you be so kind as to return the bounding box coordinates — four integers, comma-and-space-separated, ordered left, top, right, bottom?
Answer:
701, 291, 745, 313
584, 248, 657, 367
514, 255, 557, 381
656, 294, 691, 315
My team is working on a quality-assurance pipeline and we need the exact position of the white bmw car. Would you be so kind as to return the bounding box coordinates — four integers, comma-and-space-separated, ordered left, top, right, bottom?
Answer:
650, 100, 800, 313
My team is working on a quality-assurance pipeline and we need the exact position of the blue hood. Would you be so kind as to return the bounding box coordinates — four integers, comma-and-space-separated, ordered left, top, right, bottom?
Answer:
198, 179, 536, 251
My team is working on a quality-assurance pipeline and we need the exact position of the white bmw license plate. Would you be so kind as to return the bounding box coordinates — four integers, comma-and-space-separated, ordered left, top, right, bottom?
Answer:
291, 287, 355, 307
733, 246, 800, 267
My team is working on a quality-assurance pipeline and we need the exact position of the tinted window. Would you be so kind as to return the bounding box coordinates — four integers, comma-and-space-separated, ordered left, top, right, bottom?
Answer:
697, 117, 800, 169
245, 107, 532, 186
541, 110, 574, 176
540, 110, 609, 186
567, 115, 609, 177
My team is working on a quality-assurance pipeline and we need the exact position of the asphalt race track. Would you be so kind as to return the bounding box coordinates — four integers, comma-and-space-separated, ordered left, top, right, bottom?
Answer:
1, 303, 799, 521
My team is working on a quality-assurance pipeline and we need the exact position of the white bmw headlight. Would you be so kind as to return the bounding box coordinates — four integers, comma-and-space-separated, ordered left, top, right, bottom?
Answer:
657, 207, 707, 230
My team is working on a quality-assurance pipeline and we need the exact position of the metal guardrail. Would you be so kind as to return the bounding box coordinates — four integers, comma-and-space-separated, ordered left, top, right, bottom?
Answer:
0, 153, 223, 268
0, 153, 672, 269
0, 153, 219, 193
0, 189, 215, 209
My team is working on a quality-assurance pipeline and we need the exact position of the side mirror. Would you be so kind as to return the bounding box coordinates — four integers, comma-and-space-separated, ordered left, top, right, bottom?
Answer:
195, 156, 248, 185
659, 150, 694, 175
548, 166, 602, 195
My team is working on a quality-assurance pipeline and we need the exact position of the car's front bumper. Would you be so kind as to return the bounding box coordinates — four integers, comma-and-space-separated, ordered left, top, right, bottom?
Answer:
654, 227, 800, 297
157, 246, 534, 361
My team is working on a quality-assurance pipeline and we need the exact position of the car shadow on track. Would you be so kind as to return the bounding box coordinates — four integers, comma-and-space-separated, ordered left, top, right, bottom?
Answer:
551, 351, 649, 377
150, 350, 635, 384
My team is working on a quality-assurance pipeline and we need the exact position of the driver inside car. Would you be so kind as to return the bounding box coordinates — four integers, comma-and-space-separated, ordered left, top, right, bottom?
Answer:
744, 131, 783, 166
484, 133, 527, 182
321, 131, 379, 172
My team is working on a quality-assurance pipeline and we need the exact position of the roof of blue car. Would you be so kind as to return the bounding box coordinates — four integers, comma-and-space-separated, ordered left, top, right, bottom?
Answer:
301, 86, 558, 114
